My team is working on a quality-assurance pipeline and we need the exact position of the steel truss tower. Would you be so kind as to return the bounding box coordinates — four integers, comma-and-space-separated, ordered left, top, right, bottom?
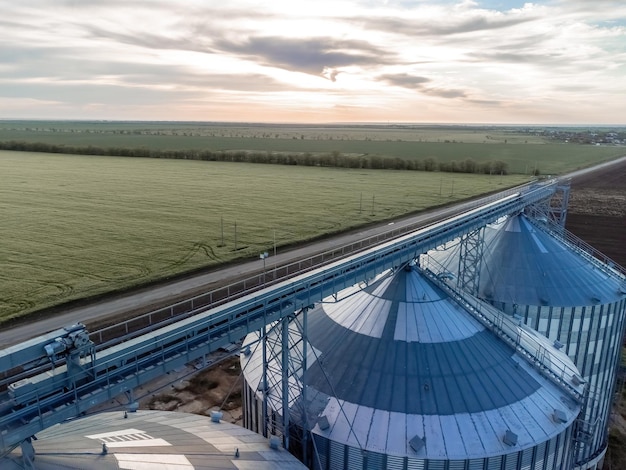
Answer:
456, 227, 485, 296
261, 308, 311, 464
527, 178, 571, 229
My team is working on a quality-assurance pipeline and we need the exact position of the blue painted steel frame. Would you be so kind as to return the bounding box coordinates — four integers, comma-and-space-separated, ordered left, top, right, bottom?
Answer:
0, 180, 559, 454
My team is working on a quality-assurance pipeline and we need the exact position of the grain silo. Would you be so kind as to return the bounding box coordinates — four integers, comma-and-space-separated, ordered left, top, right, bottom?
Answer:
241, 264, 584, 469
425, 213, 626, 469
2, 410, 307, 469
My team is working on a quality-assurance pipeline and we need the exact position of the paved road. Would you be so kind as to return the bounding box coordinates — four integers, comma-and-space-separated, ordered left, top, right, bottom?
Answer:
2, 156, 624, 348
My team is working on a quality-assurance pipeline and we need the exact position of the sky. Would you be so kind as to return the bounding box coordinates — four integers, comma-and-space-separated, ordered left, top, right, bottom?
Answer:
1, 0, 625, 124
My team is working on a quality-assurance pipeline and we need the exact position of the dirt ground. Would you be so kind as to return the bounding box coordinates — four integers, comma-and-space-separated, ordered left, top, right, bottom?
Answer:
566, 160, 626, 268
141, 354, 244, 424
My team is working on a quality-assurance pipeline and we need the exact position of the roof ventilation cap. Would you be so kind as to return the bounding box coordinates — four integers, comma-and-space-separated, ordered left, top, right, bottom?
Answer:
317, 415, 330, 431
269, 435, 281, 450
553, 340, 564, 350
409, 435, 425, 452
553, 409, 567, 424
503, 430, 518, 446
210, 410, 223, 423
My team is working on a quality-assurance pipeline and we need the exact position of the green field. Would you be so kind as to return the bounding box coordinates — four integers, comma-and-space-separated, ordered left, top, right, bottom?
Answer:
1, 121, 623, 174
0, 150, 529, 323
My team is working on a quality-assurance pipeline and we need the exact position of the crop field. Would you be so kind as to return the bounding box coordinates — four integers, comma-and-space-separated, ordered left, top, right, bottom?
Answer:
0, 150, 529, 323
0, 121, 623, 174
0, 120, 551, 144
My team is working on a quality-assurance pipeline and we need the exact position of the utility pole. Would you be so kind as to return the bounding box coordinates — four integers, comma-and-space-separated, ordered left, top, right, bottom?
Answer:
260, 252, 268, 285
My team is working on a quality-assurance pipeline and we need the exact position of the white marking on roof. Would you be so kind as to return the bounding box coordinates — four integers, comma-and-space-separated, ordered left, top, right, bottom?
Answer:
505, 216, 521, 232
530, 232, 549, 254
85, 429, 171, 448
397, 274, 483, 343
385, 412, 407, 456
323, 277, 393, 338
367, 409, 390, 452
114, 453, 192, 469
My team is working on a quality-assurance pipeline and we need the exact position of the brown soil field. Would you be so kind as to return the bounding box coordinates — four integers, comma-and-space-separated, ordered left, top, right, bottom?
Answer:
567, 160, 626, 268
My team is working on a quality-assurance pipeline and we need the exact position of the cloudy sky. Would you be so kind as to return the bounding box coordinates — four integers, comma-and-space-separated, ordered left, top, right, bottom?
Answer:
1, 0, 625, 124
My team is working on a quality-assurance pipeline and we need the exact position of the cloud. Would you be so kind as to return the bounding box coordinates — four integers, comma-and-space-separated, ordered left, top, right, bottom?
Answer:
213, 36, 391, 78
380, 73, 431, 89
84, 26, 215, 54
422, 87, 467, 99
380, 73, 466, 99
353, 9, 537, 38
0, 0, 624, 123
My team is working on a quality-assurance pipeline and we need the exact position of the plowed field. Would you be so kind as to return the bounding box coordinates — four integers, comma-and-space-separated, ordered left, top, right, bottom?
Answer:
567, 159, 626, 268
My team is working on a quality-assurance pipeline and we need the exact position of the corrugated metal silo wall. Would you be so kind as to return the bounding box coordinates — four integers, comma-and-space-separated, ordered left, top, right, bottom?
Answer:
310, 425, 575, 470
492, 297, 626, 466
243, 373, 578, 470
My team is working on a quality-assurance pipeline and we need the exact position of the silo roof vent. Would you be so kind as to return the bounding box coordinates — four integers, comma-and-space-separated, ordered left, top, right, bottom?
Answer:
503, 430, 518, 446
553, 409, 567, 424
409, 435, 425, 453
269, 435, 281, 450
317, 415, 330, 431
210, 410, 223, 423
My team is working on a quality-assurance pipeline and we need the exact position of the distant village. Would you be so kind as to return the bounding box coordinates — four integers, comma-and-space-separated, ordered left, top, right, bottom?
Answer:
525, 127, 626, 145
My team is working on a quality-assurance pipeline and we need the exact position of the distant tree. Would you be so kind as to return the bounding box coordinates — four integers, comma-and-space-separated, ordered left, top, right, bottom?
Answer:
424, 157, 437, 171
462, 158, 477, 173
491, 160, 508, 175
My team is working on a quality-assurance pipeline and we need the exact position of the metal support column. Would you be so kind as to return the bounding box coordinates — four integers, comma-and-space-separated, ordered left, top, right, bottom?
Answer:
261, 324, 268, 438
281, 318, 290, 450
456, 227, 485, 296
261, 308, 309, 453
526, 178, 570, 229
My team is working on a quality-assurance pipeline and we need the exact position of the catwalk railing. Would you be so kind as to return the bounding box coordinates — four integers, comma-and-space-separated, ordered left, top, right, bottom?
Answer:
419, 259, 585, 403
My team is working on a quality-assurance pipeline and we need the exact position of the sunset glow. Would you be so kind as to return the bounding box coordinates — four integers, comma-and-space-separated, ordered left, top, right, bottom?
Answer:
1, 0, 625, 124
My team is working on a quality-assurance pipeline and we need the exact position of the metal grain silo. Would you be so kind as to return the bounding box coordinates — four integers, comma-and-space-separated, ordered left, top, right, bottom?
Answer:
426, 213, 626, 469
241, 264, 583, 469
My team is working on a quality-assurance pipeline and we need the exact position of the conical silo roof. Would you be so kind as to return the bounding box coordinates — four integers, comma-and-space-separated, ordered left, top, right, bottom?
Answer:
476, 214, 623, 307
242, 266, 581, 460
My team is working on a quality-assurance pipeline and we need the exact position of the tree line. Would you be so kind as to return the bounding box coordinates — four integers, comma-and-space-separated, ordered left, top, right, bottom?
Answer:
0, 140, 509, 174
